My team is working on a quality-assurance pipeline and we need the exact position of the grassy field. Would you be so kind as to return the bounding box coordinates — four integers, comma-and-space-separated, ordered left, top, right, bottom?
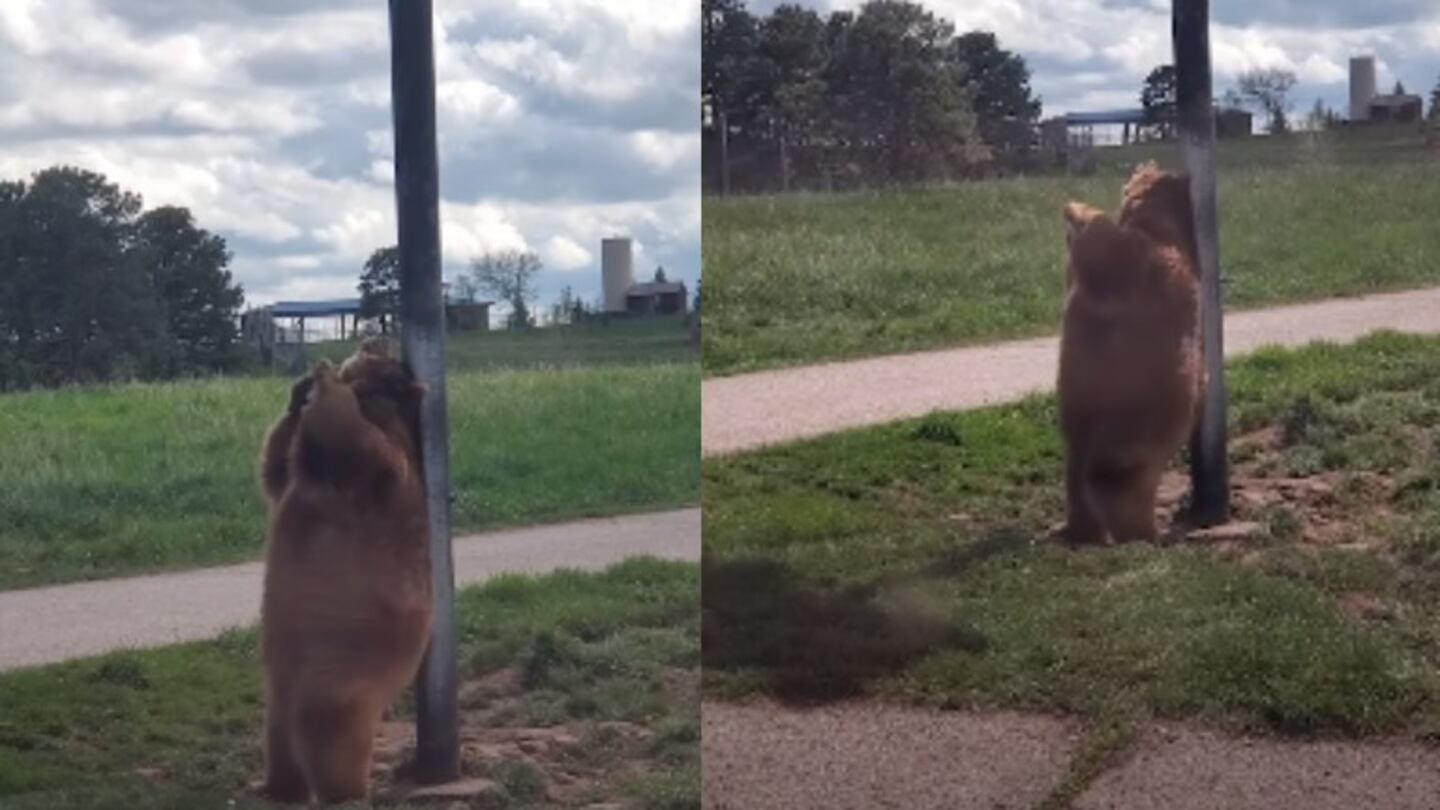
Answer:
703, 332, 1440, 742
0, 558, 700, 809
303, 316, 698, 374
703, 124, 1440, 374
0, 362, 699, 590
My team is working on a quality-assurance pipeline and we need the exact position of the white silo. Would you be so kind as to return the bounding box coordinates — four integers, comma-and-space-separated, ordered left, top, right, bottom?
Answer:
1350, 56, 1376, 122
601, 237, 634, 313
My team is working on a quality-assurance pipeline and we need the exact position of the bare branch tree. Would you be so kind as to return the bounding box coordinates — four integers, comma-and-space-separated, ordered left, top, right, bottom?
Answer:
469, 250, 542, 329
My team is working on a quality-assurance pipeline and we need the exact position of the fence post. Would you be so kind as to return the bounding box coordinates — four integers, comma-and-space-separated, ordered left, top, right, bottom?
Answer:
387, 0, 460, 784
1173, 0, 1230, 525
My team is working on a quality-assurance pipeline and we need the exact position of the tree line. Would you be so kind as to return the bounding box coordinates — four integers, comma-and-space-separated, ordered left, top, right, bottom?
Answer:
703, 0, 1042, 194
0, 167, 245, 391
360, 247, 688, 331
1145, 65, 1440, 137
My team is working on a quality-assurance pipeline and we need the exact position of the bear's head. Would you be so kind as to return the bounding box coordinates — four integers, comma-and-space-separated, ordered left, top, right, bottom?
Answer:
1117, 161, 1195, 259
338, 339, 425, 463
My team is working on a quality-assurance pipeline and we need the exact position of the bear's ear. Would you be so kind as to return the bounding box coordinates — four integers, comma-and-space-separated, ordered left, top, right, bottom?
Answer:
1063, 202, 1105, 241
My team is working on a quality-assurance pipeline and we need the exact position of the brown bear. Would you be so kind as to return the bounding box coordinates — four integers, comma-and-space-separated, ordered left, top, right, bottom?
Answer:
257, 339, 432, 803
1056, 162, 1203, 544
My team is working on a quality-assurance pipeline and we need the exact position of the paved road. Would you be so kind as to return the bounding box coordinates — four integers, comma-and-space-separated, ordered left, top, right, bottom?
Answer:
703, 286, 1440, 456
0, 508, 699, 672
704, 701, 1440, 810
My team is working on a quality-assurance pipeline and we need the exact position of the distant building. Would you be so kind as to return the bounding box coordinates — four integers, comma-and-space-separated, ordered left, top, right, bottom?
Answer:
271, 298, 363, 342
1349, 55, 1424, 124
1216, 108, 1253, 138
625, 281, 688, 316
446, 301, 492, 332
1368, 94, 1424, 123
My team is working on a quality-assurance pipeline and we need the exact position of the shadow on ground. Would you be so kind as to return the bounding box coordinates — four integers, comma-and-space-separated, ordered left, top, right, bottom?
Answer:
701, 534, 1030, 704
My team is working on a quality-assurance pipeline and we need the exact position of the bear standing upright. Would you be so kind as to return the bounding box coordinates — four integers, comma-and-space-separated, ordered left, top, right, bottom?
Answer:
1057, 162, 1204, 544
257, 340, 433, 803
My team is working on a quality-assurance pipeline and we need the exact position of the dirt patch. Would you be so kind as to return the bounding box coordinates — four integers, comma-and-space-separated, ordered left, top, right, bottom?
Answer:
1157, 428, 1399, 556
371, 666, 692, 807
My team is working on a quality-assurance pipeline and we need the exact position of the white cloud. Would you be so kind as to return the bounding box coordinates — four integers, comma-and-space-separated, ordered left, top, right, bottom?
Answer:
543, 234, 592, 271
437, 78, 522, 124
630, 130, 700, 171
0, 0, 700, 308
817, 0, 1440, 116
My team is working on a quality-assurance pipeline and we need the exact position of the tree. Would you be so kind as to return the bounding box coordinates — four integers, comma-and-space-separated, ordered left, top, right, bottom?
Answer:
0, 167, 158, 388
653, 266, 668, 283
702, 0, 761, 130
1394, 81, 1406, 96
0, 166, 242, 389
824, 0, 989, 183
551, 285, 578, 326
1140, 65, 1177, 140
358, 246, 400, 334
952, 31, 1042, 167
1430, 73, 1440, 120
470, 250, 541, 330
1235, 68, 1297, 134
754, 4, 829, 191
450, 274, 480, 304
1307, 97, 1340, 131
130, 206, 245, 376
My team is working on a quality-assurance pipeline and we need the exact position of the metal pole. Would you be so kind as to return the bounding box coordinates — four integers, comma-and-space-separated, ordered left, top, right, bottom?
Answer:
387, 0, 459, 784
1173, 0, 1229, 525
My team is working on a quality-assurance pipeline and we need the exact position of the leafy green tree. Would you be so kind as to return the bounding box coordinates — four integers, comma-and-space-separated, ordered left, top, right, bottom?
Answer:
755, 4, 830, 189
824, 0, 989, 183
953, 31, 1042, 166
0, 167, 244, 389
131, 206, 245, 376
1141, 64, 1177, 139
0, 167, 158, 388
1429, 73, 1440, 120
702, 0, 761, 130
358, 246, 400, 334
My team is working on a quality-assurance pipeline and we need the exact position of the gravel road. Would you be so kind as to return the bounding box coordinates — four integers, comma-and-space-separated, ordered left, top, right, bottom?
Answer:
0, 508, 699, 671
703, 286, 1440, 456
704, 701, 1440, 809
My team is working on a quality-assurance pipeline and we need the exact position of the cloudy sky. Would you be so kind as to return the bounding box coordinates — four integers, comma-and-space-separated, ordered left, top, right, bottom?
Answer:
0, 0, 699, 313
759, 0, 1440, 120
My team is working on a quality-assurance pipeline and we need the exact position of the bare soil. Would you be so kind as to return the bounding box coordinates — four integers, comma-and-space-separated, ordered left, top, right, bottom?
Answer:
373, 666, 696, 808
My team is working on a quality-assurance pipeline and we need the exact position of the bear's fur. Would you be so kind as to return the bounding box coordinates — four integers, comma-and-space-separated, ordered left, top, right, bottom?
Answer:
1057, 162, 1203, 544
257, 339, 432, 803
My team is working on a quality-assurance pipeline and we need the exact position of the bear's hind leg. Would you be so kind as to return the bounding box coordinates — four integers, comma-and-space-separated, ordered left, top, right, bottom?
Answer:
1091, 461, 1161, 543
260, 693, 310, 804
295, 692, 380, 804
1062, 447, 1106, 545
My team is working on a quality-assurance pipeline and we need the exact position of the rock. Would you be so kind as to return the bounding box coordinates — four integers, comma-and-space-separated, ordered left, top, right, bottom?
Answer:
1187, 521, 1266, 543
405, 777, 501, 801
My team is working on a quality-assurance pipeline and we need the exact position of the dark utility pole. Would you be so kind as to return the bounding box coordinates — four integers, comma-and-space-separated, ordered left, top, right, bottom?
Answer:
1173, 0, 1230, 525
387, 0, 460, 784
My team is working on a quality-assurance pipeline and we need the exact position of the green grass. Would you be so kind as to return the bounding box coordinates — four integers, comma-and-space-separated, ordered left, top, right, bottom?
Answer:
0, 363, 699, 590
0, 557, 700, 809
304, 316, 697, 374
703, 124, 1440, 374
703, 332, 1440, 738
